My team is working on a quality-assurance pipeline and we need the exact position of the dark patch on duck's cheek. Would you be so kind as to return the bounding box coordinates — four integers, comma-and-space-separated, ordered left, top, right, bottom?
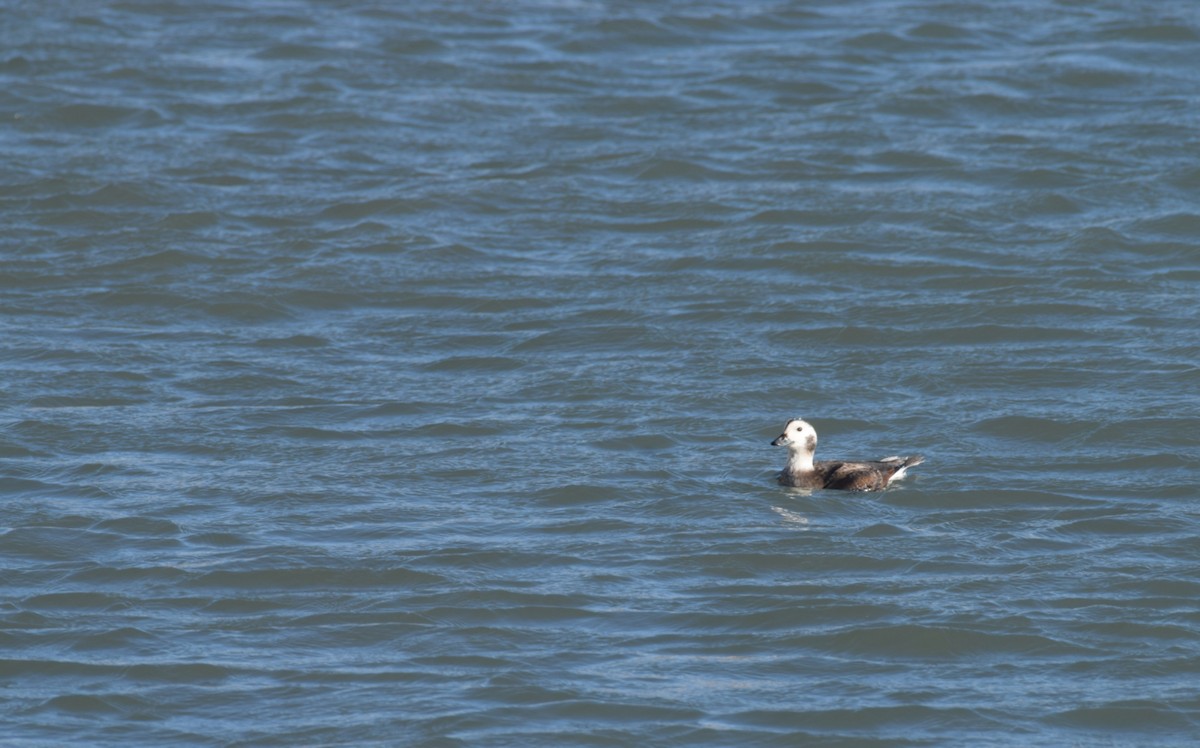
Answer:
805, 435, 817, 452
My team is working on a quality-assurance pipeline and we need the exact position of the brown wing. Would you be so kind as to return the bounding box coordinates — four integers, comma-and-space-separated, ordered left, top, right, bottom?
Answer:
818, 461, 897, 491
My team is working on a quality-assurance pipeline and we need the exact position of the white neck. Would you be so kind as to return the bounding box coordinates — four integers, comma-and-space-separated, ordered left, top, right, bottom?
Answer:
784, 446, 815, 473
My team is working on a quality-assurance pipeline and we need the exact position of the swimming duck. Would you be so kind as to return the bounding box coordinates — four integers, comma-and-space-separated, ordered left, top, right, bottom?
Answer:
771, 418, 924, 491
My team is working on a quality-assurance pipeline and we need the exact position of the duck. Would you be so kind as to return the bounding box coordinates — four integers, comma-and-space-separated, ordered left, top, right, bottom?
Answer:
771, 418, 924, 491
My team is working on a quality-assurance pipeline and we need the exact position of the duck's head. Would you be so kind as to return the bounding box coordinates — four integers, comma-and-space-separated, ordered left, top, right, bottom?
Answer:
771, 418, 818, 453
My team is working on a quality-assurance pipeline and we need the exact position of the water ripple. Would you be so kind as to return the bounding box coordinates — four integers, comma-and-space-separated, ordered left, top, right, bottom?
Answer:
3, 0, 1200, 745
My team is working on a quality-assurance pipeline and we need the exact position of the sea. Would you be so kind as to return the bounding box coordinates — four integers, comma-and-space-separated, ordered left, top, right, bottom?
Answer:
2, 1, 1199, 746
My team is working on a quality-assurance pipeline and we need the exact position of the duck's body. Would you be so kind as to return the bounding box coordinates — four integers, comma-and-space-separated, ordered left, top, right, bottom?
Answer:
772, 418, 924, 491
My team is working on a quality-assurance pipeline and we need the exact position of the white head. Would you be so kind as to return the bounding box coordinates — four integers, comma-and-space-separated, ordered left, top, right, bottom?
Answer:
771, 418, 817, 451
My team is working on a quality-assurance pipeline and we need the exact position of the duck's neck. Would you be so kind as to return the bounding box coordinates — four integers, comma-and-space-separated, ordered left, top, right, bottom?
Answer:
785, 447, 815, 474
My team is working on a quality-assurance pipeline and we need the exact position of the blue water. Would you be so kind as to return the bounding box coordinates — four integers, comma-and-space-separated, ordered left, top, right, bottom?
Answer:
3, 1, 1199, 745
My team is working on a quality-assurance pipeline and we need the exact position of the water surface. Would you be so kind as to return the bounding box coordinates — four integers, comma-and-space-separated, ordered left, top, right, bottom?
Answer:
2, 1, 1199, 745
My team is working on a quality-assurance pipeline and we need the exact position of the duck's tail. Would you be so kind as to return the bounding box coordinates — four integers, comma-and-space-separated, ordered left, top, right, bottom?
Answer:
880, 454, 924, 483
